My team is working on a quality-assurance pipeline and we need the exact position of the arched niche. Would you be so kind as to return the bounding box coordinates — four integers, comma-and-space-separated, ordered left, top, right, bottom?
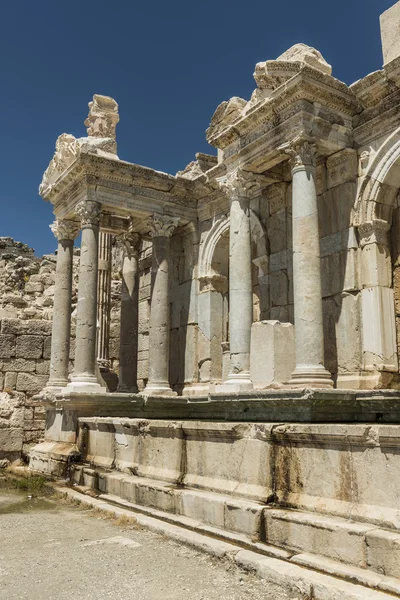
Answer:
197, 212, 268, 388
354, 129, 400, 385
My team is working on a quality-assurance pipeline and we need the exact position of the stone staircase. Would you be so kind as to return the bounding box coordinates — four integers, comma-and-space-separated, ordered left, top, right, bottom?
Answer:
70, 464, 400, 598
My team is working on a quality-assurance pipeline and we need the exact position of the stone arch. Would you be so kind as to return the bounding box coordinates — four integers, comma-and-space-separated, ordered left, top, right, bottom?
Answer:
354, 126, 400, 226
198, 211, 268, 279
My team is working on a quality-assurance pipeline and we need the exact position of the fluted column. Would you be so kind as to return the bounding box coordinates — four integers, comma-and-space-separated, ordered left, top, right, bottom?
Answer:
219, 170, 256, 392
47, 219, 79, 389
118, 227, 141, 393
287, 140, 333, 388
96, 232, 112, 369
143, 214, 179, 396
69, 199, 104, 391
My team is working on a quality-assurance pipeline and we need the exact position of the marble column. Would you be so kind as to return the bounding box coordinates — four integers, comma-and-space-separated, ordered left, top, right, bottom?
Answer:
69, 200, 104, 391
96, 232, 112, 369
47, 219, 79, 389
143, 214, 179, 396
287, 140, 333, 388
219, 170, 254, 391
118, 228, 141, 393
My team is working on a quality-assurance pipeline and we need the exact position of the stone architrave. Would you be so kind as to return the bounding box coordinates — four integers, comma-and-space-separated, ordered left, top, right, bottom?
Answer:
47, 219, 79, 389
69, 199, 104, 391
217, 170, 264, 392
285, 139, 333, 388
118, 225, 141, 393
143, 214, 179, 396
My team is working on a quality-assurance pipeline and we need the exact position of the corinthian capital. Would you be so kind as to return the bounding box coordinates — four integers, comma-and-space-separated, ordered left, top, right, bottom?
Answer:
358, 219, 390, 248
76, 200, 101, 227
220, 169, 267, 199
118, 219, 141, 257
285, 139, 317, 170
50, 219, 80, 241
149, 214, 179, 238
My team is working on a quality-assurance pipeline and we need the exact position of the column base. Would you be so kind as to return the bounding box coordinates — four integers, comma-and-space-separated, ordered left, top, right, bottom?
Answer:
216, 373, 253, 393
117, 384, 139, 394
44, 378, 69, 393
182, 383, 210, 397
142, 382, 177, 397
67, 373, 106, 393
288, 365, 333, 389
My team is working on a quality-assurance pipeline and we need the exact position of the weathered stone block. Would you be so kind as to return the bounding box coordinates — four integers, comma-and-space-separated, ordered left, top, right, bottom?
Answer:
266, 209, 287, 253
35, 359, 50, 375
366, 529, 400, 578
43, 336, 52, 359
250, 321, 295, 388
269, 271, 288, 307
16, 335, 43, 359
16, 373, 48, 393
4, 372, 17, 390
0, 334, 16, 358
0, 428, 23, 455
1, 319, 52, 335
381, 1, 400, 65
326, 149, 357, 189
24, 281, 44, 293
2, 358, 36, 372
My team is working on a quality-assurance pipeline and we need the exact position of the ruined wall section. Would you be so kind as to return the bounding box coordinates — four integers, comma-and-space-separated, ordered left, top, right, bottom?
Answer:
0, 237, 80, 458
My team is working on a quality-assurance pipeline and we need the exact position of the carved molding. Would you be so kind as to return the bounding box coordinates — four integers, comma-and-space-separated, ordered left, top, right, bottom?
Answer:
76, 200, 102, 227
149, 214, 179, 238
50, 219, 80, 241
358, 219, 390, 248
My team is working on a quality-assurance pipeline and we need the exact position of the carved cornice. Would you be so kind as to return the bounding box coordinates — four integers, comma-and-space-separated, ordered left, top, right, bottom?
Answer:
358, 219, 390, 248
149, 214, 179, 238
76, 200, 101, 227
207, 69, 358, 151
50, 219, 80, 241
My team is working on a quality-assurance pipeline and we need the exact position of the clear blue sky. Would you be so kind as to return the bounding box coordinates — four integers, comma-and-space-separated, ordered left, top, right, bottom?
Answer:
0, 0, 394, 256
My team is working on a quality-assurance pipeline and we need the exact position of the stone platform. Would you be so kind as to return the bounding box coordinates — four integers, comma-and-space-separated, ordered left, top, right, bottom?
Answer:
30, 401, 400, 598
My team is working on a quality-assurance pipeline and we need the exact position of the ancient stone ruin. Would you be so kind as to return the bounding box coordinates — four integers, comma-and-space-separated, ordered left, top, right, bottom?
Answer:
3, 2, 400, 597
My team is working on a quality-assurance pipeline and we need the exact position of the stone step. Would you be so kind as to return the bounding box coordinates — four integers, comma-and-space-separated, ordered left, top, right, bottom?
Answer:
73, 465, 400, 582
75, 466, 266, 539
58, 485, 400, 600
264, 508, 400, 579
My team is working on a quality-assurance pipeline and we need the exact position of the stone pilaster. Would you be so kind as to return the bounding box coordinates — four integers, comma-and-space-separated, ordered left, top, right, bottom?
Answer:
286, 140, 333, 388
118, 226, 141, 393
143, 214, 179, 396
69, 199, 104, 391
359, 219, 397, 379
218, 170, 258, 392
47, 219, 79, 389
96, 232, 112, 369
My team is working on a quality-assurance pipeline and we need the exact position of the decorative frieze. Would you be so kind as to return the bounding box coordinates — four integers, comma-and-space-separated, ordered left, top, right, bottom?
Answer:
326, 148, 357, 189
49, 219, 80, 241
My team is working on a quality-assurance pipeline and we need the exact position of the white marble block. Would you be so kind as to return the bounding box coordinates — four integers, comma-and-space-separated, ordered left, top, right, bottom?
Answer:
250, 321, 295, 388
361, 286, 398, 371
380, 2, 400, 65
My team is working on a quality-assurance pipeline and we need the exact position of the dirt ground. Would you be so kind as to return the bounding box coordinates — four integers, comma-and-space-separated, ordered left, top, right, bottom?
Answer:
0, 483, 272, 600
